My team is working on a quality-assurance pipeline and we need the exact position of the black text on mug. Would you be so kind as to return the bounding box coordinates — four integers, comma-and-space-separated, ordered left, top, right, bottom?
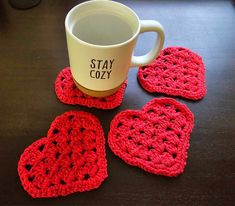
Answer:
89, 59, 114, 79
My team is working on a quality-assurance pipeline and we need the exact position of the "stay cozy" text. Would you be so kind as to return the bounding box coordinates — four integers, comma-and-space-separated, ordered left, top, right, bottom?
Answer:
89, 59, 114, 79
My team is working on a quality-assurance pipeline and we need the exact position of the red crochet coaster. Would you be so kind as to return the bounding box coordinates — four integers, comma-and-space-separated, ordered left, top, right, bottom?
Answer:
55, 67, 127, 109
18, 111, 107, 198
108, 98, 194, 177
138, 47, 206, 100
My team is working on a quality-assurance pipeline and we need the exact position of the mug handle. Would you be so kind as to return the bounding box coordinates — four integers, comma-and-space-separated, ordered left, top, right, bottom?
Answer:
131, 20, 165, 67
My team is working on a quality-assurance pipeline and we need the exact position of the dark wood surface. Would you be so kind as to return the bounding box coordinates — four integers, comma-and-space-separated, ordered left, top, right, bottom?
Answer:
0, 0, 235, 205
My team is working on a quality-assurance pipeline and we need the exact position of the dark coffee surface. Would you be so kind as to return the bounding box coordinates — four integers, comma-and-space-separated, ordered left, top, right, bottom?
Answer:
0, 0, 234, 205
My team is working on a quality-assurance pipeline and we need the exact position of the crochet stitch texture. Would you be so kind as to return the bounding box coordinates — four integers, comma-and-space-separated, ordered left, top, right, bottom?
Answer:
55, 67, 127, 109
108, 98, 194, 177
138, 47, 206, 100
18, 111, 107, 198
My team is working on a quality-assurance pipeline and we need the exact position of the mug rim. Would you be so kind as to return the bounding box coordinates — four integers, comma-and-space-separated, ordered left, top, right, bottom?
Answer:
65, 0, 141, 48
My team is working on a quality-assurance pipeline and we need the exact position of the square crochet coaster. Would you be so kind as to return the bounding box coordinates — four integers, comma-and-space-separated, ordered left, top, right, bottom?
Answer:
108, 98, 194, 177
138, 47, 206, 100
18, 111, 107, 198
55, 67, 127, 109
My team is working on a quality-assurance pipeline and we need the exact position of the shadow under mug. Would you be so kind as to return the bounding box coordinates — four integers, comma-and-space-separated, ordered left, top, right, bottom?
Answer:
65, 0, 165, 97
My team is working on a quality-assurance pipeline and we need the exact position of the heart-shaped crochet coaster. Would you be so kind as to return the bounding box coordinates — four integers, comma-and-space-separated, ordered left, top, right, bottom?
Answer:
138, 47, 206, 100
55, 67, 127, 109
18, 111, 107, 198
108, 98, 194, 177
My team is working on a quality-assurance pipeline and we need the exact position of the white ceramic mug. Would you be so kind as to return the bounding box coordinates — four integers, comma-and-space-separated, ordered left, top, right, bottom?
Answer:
65, 0, 165, 97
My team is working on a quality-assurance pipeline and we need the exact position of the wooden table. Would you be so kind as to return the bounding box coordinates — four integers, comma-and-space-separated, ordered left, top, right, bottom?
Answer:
0, 0, 234, 205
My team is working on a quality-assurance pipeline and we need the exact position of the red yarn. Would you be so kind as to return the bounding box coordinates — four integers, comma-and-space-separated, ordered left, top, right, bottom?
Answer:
138, 47, 206, 100
18, 111, 108, 198
108, 98, 194, 177
55, 67, 127, 109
